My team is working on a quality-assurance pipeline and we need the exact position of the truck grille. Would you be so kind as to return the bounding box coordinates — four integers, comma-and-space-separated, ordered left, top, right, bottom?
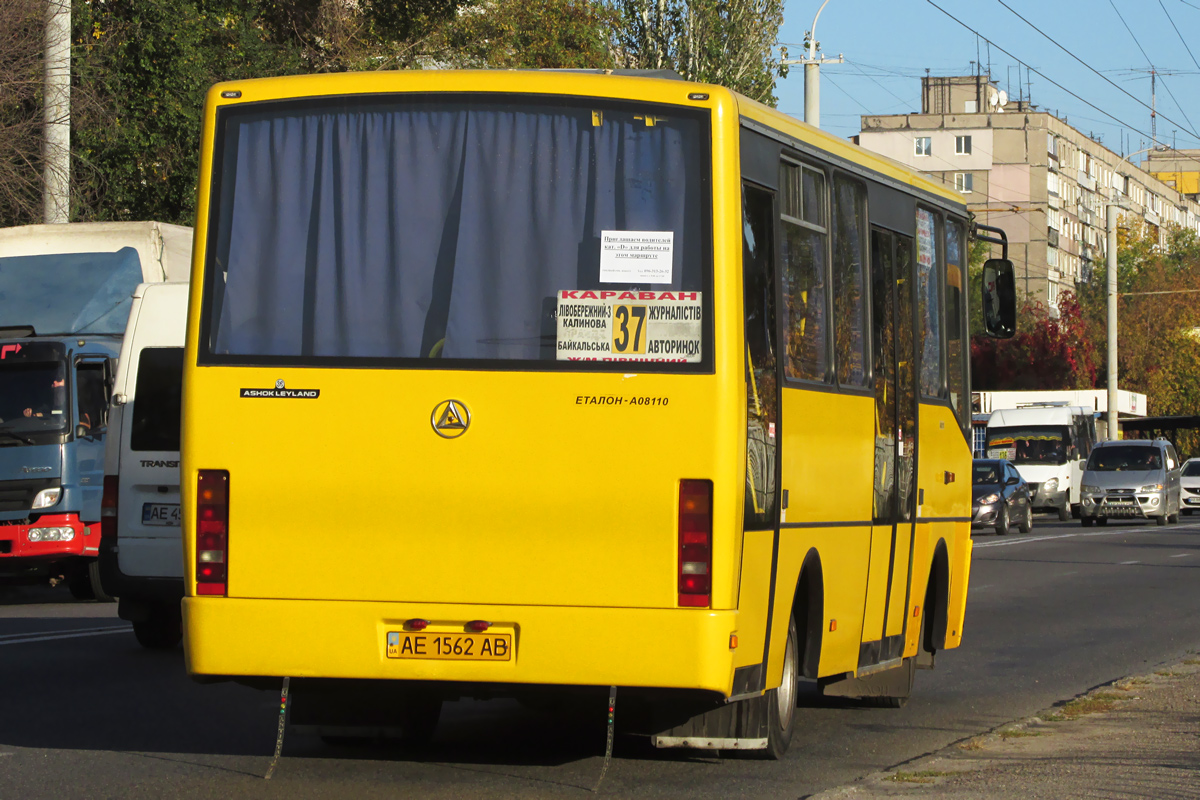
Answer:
0, 478, 59, 513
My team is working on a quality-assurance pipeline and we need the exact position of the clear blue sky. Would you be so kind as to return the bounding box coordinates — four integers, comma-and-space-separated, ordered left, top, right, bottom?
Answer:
774, 0, 1200, 162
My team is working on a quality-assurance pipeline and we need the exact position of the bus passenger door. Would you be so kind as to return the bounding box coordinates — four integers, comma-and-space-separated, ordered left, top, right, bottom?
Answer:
863, 227, 918, 669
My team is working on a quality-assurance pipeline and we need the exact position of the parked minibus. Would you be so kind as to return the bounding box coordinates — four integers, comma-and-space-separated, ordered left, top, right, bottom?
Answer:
181, 70, 1015, 757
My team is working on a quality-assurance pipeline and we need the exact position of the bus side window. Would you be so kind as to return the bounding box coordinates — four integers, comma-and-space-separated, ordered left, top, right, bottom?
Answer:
780, 161, 829, 382
743, 184, 778, 529
831, 175, 868, 387
916, 208, 943, 397
945, 218, 969, 436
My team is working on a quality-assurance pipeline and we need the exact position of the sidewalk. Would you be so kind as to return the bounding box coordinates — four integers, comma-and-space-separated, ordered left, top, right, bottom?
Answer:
813, 655, 1200, 799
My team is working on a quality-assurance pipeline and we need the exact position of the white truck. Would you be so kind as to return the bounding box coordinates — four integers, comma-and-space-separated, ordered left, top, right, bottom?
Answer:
985, 404, 1099, 520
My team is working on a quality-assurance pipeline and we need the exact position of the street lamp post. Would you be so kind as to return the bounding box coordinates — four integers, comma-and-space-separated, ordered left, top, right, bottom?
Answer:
780, 1, 843, 128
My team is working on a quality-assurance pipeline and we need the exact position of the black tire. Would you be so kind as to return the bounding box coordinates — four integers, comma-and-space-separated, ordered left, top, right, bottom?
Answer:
133, 603, 182, 650
88, 560, 116, 603
994, 506, 1010, 536
67, 569, 94, 600
1072, 504, 1081, 519
1156, 514, 1168, 526
1168, 511, 1180, 524
398, 695, 442, 747
1097, 517, 1109, 526
1081, 516, 1094, 527
1057, 503, 1070, 522
755, 614, 799, 760
1019, 508, 1033, 534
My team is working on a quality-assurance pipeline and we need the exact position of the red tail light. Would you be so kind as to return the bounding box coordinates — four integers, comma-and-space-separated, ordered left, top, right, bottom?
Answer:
196, 470, 229, 596
678, 479, 713, 607
101, 475, 118, 539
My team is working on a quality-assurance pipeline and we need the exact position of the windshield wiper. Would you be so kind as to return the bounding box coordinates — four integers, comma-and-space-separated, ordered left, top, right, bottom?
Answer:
0, 430, 36, 446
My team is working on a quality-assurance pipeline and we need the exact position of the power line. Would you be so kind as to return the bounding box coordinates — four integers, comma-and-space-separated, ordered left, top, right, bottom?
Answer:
1108, 0, 1200, 139
846, 60, 912, 107
1178, 0, 1200, 10
923, 0, 1195, 148
991, 0, 1200, 142
1158, 0, 1200, 71
822, 74, 872, 113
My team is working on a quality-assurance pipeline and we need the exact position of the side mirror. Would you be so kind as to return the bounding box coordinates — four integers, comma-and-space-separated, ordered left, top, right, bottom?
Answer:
982, 258, 1017, 339
1006, 476, 1019, 486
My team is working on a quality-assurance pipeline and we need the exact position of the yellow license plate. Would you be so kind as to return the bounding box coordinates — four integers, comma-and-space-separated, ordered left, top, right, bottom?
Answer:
386, 631, 512, 661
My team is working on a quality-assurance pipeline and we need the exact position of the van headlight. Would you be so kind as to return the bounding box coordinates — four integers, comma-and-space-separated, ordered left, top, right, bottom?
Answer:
31, 487, 61, 509
1140, 484, 1164, 492
1081, 484, 1103, 494
27, 527, 75, 543
1042, 478, 1059, 493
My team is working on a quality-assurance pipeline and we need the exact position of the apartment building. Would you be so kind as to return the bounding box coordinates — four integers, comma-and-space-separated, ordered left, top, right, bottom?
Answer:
856, 75, 1200, 314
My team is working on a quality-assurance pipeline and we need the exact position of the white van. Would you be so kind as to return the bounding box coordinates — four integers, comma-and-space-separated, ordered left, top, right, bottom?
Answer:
98, 282, 188, 648
985, 404, 1098, 520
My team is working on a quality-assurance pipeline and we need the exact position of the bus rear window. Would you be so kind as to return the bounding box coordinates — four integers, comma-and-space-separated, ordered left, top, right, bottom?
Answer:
131, 348, 184, 452
202, 96, 712, 370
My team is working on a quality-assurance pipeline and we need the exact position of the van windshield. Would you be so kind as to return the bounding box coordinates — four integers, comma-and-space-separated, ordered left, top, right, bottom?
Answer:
1086, 446, 1162, 472
203, 96, 712, 371
986, 425, 1069, 465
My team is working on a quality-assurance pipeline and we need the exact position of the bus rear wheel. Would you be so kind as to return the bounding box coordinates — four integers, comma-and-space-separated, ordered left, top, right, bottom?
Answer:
756, 614, 798, 760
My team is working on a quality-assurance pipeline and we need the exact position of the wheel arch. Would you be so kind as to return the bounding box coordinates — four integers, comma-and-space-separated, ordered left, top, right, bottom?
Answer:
925, 538, 951, 652
790, 548, 824, 679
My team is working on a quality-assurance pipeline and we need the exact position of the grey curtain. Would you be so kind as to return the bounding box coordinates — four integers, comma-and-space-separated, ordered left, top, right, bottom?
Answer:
212, 102, 701, 361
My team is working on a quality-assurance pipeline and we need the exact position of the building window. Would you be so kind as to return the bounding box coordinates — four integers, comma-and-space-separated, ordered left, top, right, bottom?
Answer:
954, 172, 973, 193
955, 135, 972, 155
914, 137, 932, 157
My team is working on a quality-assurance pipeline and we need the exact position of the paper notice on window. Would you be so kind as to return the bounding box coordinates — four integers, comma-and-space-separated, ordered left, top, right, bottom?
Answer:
599, 231, 674, 284
556, 290, 702, 363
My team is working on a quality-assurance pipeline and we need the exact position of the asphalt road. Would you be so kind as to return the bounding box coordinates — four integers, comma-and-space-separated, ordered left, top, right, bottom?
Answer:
3, 516, 1200, 799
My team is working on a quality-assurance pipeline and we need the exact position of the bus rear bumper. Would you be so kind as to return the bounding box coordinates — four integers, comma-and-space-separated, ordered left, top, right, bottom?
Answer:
183, 597, 741, 696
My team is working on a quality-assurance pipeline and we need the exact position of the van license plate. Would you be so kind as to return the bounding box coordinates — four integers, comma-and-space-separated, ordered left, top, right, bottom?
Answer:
386, 631, 512, 661
142, 503, 181, 526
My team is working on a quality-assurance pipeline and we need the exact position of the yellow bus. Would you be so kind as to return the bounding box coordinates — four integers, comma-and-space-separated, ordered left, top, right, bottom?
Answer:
182, 69, 1015, 758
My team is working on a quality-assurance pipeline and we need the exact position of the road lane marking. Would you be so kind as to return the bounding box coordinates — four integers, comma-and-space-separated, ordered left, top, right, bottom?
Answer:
974, 524, 1200, 549
0, 625, 131, 646
1119, 560, 1141, 565
1169, 553, 1194, 558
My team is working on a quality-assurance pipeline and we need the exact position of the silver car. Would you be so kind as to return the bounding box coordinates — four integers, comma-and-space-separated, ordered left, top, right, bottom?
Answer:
1181, 458, 1200, 515
1079, 439, 1182, 527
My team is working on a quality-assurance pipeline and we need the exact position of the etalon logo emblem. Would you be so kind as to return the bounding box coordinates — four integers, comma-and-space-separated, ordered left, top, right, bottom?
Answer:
275, 379, 285, 390
432, 400, 470, 439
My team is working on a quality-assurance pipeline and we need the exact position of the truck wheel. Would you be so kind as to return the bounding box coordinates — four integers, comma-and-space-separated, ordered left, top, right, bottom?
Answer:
67, 568, 95, 600
1057, 503, 1070, 521
133, 604, 182, 650
1156, 514, 1168, 526
755, 614, 798, 760
88, 560, 116, 603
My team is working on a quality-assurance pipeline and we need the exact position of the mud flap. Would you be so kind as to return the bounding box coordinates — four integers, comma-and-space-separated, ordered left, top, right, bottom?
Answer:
650, 692, 770, 750
819, 657, 916, 700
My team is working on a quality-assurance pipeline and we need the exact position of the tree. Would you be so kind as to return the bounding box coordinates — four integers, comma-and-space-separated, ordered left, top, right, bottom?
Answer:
612, 0, 785, 104
971, 290, 1099, 391
0, 0, 48, 226
442, 0, 617, 69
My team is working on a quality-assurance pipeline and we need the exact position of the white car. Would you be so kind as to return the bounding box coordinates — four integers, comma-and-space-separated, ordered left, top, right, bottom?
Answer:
1181, 458, 1200, 515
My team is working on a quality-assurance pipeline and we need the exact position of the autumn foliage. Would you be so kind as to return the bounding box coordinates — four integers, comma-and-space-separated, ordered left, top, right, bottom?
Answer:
971, 290, 1098, 391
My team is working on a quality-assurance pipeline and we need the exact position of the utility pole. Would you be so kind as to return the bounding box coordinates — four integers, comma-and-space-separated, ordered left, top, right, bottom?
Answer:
43, 0, 71, 224
1106, 202, 1119, 440
780, 0, 843, 128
